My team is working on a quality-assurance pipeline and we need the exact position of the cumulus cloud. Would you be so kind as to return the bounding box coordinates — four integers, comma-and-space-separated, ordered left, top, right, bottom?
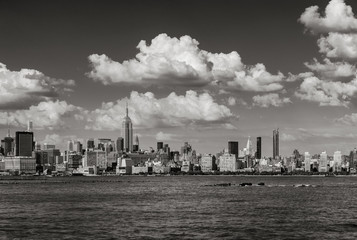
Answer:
318, 33, 357, 60
83, 90, 236, 130
0, 100, 83, 130
88, 33, 284, 92
155, 131, 179, 141
335, 113, 357, 125
252, 93, 291, 108
0, 63, 75, 109
299, 0, 357, 33
227, 96, 236, 106
295, 76, 357, 107
304, 58, 356, 79
281, 133, 298, 142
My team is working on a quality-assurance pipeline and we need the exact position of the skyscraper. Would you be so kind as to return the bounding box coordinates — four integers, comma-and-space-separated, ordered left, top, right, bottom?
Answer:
228, 141, 239, 160
246, 136, 253, 156
122, 103, 133, 152
15, 131, 34, 157
157, 142, 163, 151
116, 137, 124, 153
133, 135, 139, 152
256, 137, 262, 159
273, 129, 279, 159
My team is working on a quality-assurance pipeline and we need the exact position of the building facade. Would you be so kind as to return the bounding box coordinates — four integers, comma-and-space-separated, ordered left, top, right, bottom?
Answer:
122, 105, 133, 152
219, 153, 237, 172
273, 129, 279, 159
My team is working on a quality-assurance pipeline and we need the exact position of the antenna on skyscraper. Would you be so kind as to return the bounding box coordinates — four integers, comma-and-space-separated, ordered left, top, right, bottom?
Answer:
6, 116, 10, 137
126, 102, 129, 117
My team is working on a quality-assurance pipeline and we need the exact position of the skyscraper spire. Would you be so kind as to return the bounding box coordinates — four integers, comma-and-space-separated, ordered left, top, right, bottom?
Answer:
126, 102, 128, 117
6, 117, 10, 137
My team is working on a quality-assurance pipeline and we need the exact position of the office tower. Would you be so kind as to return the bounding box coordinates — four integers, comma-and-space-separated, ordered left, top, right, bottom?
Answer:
304, 152, 311, 172
73, 141, 82, 153
273, 128, 279, 159
87, 139, 95, 149
15, 131, 34, 157
256, 137, 262, 159
246, 136, 253, 156
164, 144, 170, 156
122, 103, 133, 152
2, 128, 14, 156
319, 151, 328, 172
27, 121, 33, 132
133, 135, 139, 152
228, 141, 239, 160
157, 142, 164, 151
67, 140, 74, 152
333, 151, 342, 172
116, 137, 124, 153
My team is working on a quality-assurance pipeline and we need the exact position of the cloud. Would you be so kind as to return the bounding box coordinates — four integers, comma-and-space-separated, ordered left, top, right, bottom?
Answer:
304, 58, 356, 79
286, 72, 315, 82
88, 33, 284, 92
295, 76, 357, 107
0, 100, 83, 130
318, 33, 357, 60
252, 93, 291, 108
155, 131, 179, 141
0, 63, 75, 109
227, 96, 236, 106
226, 63, 284, 92
83, 90, 236, 130
281, 133, 298, 142
299, 0, 357, 33
335, 113, 357, 125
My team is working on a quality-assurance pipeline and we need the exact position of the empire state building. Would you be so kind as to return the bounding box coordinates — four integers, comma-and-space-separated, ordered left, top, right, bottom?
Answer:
122, 104, 133, 152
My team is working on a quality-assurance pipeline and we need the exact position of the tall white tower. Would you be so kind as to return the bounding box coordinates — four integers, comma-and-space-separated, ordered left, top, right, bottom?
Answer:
122, 103, 133, 152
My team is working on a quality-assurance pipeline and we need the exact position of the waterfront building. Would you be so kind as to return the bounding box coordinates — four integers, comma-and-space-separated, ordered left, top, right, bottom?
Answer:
200, 154, 216, 172
122, 104, 133, 152
219, 153, 238, 172
132, 166, 148, 174
4, 156, 36, 174
35, 149, 61, 171
83, 150, 107, 170
67, 152, 83, 170
319, 151, 328, 172
228, 141, 239, 160
304, 152, 311, 172
333, 151, 342, 172
256, 137, 262, 159
273, 128, 279, 159
117, 157, 133, 174
15, 131, 34, 157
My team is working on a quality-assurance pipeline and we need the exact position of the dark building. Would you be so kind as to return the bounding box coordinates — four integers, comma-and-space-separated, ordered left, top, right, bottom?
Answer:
116, 137, 124, 152
273, 129, 279, 159
1, 136, 14, 156
164, 144, 170, 156
15, 131, 34, 157
157, 142, 163, 151
228, 141, 239, 160
87, 139, 95, 149
256, 137, 262, 159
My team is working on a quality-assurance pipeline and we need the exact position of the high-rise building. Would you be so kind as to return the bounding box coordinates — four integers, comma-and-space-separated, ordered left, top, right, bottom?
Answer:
246, 136, 253, 156
228, 141, 239, 160
304, 152, 311, 172
122, 103, 133, 152
333, 151, 342, 172
133, 135, 139, 152
273, 129, 279, 159
157, 142, 164, 151
1, 129, 14, 156
319, 151, 328, 172
15, 131, 34, 157
27, 121, 33, 132
68, 140, 74, 152
116, 137, 124, 153
256, 137, 262, 159
87, 139, 95, 150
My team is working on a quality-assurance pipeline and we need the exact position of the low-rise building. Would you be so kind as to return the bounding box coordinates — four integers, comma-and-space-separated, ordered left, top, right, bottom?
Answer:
219, 153, 237, 172
4, 156, 36, 174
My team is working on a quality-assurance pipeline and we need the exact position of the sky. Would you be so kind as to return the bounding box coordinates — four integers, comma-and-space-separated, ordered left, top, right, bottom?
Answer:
1, 0, 357, 156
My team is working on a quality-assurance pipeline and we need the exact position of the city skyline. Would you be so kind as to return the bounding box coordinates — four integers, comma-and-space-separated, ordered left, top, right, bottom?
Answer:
1, 0, 357, 156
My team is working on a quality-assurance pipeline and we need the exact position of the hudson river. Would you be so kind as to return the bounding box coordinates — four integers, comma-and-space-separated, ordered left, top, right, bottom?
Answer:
1, 176, 356, 239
